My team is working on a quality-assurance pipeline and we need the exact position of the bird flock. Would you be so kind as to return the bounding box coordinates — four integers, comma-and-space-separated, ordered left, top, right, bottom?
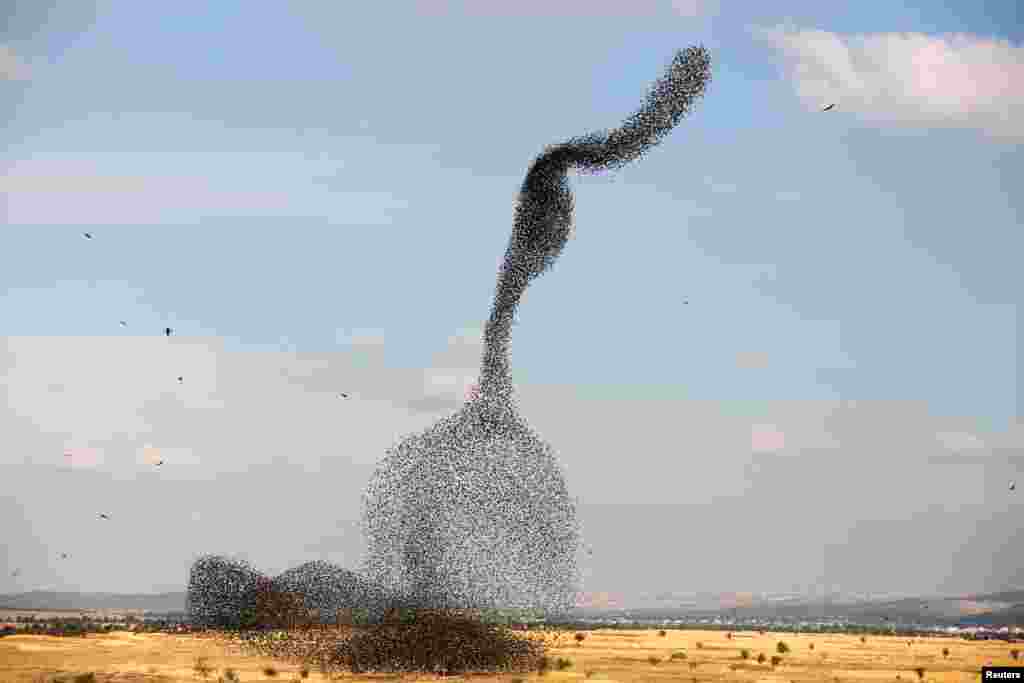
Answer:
8, 49, 1015, 639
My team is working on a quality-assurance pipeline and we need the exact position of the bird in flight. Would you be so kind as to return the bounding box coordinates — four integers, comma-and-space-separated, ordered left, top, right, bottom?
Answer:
1011, 481, 1016, 491
164, 327, 173, 337
177, 376, 184, 384
822, 103, 836, 112
155, 460, 164, 466
59, 553, 69, 560
99, 513, 111, 520
338, 392, 349, 399
83, 232, 93, 240
119, 321, 127, 327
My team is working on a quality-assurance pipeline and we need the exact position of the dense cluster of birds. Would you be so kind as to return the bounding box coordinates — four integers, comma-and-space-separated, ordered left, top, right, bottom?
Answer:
186, 46, 715, 652
359, 44, 713, 619
10, 41, 1016, 677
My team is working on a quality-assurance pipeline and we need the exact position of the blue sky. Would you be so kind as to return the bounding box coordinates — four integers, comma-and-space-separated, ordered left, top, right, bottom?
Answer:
1, 1, 1021, 606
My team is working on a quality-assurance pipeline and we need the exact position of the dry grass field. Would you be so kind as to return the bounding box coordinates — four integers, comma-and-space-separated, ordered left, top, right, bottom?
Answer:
1, 627, 1018, 683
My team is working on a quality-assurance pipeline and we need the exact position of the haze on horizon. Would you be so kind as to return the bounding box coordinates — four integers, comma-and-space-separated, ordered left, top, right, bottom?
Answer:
1, 1, 1021, 606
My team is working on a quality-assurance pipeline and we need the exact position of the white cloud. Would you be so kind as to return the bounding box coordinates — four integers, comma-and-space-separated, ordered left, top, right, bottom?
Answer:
751, 423, 786, 453
1, 157, 408, 226
413, 0, 712, 18
0, 45, 30, 81
936, 431, 987, 452
736, 351, 770, 370
753, 25, 1024, 140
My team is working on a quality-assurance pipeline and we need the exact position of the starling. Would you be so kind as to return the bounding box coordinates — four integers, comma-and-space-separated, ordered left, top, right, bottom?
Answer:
83, 232, 93, 239
99, 513, 110, 520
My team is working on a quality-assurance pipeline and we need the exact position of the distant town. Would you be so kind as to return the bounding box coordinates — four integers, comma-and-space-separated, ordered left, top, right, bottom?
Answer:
1, 609, 1020, 641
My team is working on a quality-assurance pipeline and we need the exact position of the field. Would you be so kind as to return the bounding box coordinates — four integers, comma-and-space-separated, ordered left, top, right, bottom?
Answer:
1, 627, 1018, 683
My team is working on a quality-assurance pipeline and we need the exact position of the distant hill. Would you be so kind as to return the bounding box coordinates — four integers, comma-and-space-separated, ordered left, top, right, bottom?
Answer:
1, 588, 1021, 625
574, 589, 1024, 626
0, 591, 186, 613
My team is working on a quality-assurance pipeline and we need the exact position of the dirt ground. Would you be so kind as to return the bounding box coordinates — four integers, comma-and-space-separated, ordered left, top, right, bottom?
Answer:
0, 627, 1018, 683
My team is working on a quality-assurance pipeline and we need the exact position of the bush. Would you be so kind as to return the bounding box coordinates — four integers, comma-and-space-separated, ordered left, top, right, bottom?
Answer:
915, 667, 925, 680
575, 632, 587, 645
727, 632, 733, 639
671, 651, 687, 661
194, 657, 214, 680
757, 653, 766, 664
71, 675, 96, 683
244, 607, 547, 675
556, 657, 572, 671
222, 669, 239, 683
860, 636, 867, 644
777, 642, 790, 654
771, 655, 782, 667
299, 667, 309, 678
263, 666, 279, 677
942, 648, 949, 658
741, 649, 751, 660
696, 641, 703, 649
648, 655, 662, 665
659, 629, 667, 637
809, 643, 815, 650
1011, 649, 1019, 661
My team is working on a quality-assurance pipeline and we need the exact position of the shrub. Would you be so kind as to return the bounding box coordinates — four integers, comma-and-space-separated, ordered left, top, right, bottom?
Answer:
696, 641, 703, 649
222, 669, 239, 683
648, 655, 662, 665
659, 629, 667, 637
1011, 649, 1019, 661
194, 657, 214, 680
727, 632, 733, 639
915, 667, 925, 680
809, 643, 815, 650
671, 651, 688, 661
771, 655, 782, 667
263, 666, 279, 677
777, 641, 790, 654
757, 653, 766, 664
253, 607, 546, 675
299, 666, 309, 679
556, 657, 572, 671
71, 675, 96, 683
860, 636, 867, 644
942, 648, 949, 658
575, 632, 587, 645
741, 649, 751, 660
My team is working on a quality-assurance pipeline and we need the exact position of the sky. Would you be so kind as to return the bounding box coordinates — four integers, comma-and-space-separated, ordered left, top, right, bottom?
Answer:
1, 1, 1021, 606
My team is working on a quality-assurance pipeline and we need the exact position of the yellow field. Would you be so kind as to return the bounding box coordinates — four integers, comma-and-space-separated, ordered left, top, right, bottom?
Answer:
0, 628, 1018, 683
